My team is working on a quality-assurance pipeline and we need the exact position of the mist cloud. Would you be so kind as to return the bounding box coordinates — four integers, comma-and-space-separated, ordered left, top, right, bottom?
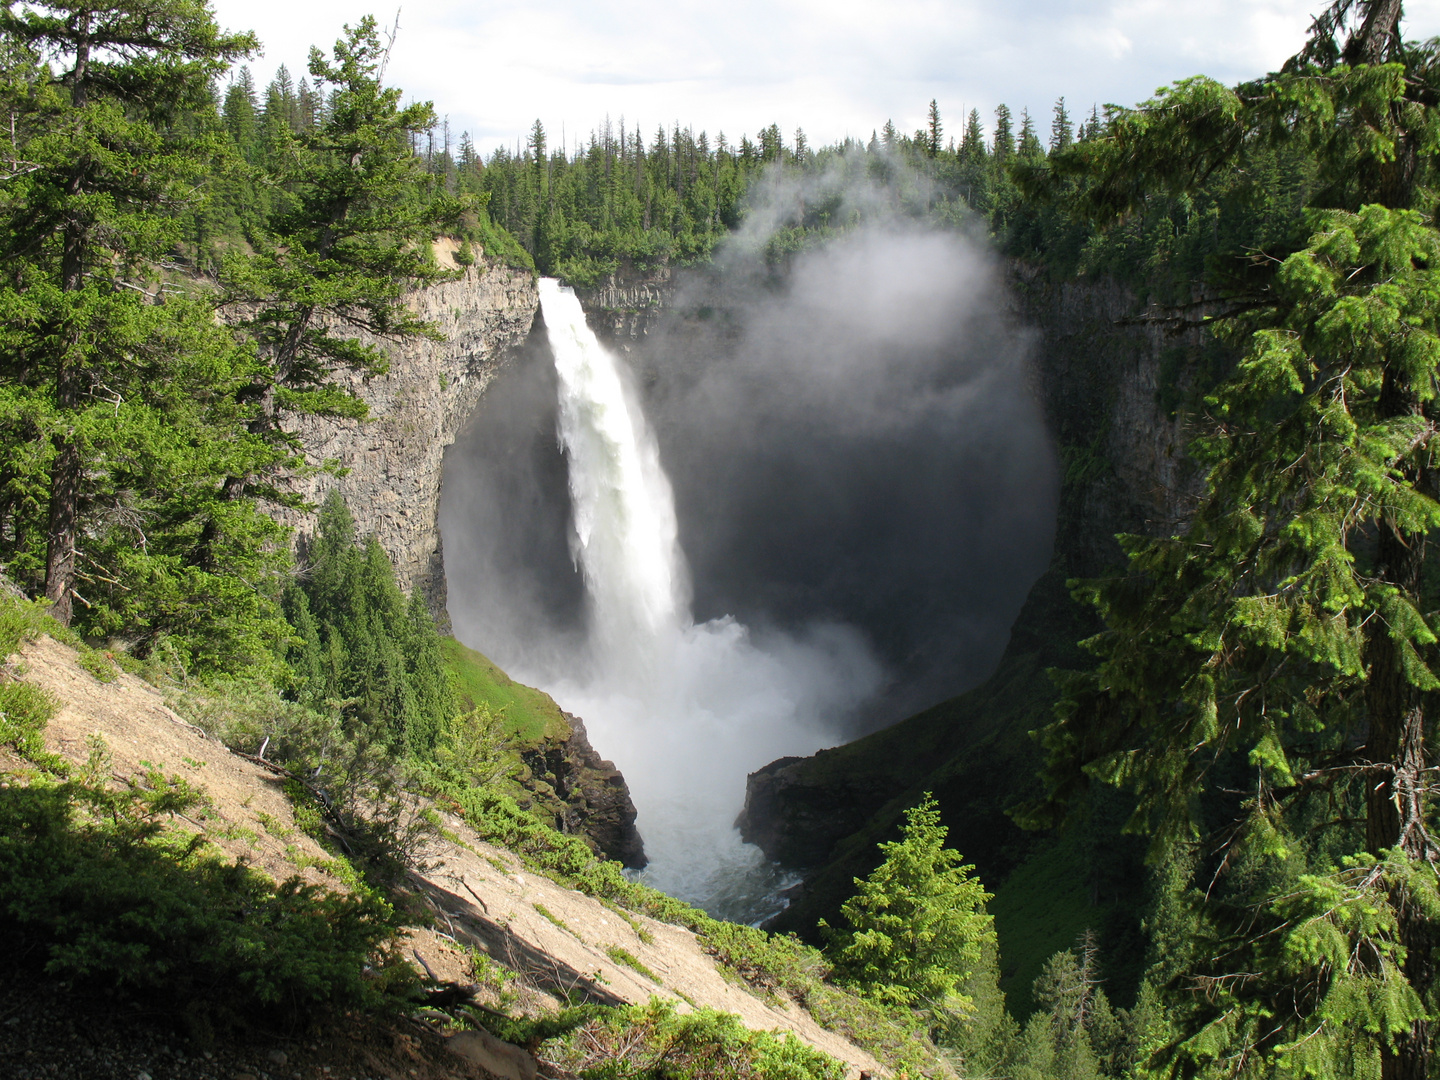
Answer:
443, 157, 1058, 733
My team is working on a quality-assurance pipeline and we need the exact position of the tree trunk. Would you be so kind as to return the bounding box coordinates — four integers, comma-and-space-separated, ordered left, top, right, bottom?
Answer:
42, 19, 90, 626
1344, 0, 1404, 65
1365, 370, 1434, 1080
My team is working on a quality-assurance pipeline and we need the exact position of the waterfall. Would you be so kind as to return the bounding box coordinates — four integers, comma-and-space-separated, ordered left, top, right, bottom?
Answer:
536, 278, 883, 919
543, 278, 687, 671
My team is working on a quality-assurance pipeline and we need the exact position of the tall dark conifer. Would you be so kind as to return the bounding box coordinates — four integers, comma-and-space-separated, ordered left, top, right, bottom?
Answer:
0, 0, 279, 654
1027, 3, 1440, 1076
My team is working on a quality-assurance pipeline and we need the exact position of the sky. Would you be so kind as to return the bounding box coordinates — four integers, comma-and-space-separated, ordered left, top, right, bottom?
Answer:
208, 0, 1440, 156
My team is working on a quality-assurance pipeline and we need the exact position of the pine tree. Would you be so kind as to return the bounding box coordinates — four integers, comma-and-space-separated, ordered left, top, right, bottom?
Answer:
1050, 96, 1073, 152
292, 493, 455, 751
1017, 108, 1044, 160
1026, 6, 1440, 1075
0, 1, 296, 668
960, 109, 985, 161
224, 18, 458, 453
925, 98, 942, 157
992, 104, 1014, 160
823, 793, 994, 1010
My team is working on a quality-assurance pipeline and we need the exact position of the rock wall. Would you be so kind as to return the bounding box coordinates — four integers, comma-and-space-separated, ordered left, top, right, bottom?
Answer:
518, 713, 646, 868
574, 260, 675, 349
1005, 267, 1205, 580
268, 256, 654, 865
272, 257, 539, 626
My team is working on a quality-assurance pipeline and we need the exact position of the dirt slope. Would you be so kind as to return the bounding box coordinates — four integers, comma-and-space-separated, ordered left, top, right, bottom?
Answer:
6, 635, 883, 1079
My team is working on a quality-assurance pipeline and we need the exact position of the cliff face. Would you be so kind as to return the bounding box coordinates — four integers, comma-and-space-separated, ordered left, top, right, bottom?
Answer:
272, 257, 539, 623
519, 713, 647, 868
574, 260, 675, 349
268, 257, 646, 867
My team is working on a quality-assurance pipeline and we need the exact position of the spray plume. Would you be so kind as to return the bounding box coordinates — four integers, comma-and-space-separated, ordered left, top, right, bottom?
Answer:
441, 156, 1058, 917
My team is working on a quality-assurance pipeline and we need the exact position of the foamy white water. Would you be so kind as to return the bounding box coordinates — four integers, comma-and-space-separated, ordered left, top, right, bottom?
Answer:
534, 278, 883, 918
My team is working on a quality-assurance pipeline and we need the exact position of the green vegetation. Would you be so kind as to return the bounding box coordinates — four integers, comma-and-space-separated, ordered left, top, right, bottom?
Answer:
532, 901, 571, 933
1014, 5, 1440, 1078
823, 794, 993, 1012
0, 771, 405, 1031
281, 492, 455, 755
441, 636, 570, 742
605, 945, 661, 984
534, 998, 846, 1080
4, 0, 1437, 1073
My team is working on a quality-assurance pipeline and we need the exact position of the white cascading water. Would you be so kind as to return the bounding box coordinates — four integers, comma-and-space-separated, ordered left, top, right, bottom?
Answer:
534, 278, 883, 919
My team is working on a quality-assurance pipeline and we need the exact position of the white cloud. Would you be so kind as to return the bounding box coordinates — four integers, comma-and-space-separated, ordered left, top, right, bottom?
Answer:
208, 0, 1440, 154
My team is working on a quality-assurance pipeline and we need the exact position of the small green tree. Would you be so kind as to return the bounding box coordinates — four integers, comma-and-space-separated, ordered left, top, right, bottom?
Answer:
823, 793, 994, 1010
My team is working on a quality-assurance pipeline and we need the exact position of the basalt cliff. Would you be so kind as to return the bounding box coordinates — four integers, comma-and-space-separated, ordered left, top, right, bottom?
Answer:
275, 251, 648, 867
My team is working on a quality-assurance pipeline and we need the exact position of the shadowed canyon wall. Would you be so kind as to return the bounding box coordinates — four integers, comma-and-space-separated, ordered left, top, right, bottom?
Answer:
270, 257, 538, 624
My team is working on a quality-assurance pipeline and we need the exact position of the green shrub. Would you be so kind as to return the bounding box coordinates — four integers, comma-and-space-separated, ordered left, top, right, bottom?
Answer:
0, 681, 59, 763
534, 998, 846, 1080
0, 591, 67, 658
605, 945, 660, 984
76, 647, 119, 683
0, 777, 406, 1027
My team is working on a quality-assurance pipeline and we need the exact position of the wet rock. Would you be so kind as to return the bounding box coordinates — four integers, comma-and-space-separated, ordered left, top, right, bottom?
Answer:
521, 713, 645, 868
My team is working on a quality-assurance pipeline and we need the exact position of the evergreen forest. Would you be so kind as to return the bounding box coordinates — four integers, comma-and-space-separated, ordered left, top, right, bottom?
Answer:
0, 1, 1439, 1079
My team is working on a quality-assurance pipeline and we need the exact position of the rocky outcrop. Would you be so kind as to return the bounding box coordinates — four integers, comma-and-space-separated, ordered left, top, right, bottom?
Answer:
737, 755, 892, 868
264, 256, 648, 867
574, 260, 676, 348
273, 257, 539, 625
518, 713, 646, 868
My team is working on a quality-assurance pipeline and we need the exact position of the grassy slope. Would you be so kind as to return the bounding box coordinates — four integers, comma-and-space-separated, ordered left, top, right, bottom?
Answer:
441, 637, 571, 743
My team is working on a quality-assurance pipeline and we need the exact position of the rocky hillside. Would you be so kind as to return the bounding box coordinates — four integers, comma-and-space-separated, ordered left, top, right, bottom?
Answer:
1, 630, 900, 1079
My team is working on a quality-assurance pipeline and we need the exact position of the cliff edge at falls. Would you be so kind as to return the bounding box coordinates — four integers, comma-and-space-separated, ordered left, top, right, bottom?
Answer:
270, 252, 539, 624
0, 630, 898, 1080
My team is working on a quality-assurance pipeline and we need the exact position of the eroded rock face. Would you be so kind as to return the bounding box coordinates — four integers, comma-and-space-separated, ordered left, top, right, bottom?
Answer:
263, 258, 648, 865
575, 260, 674, 349
272, 258, 539, 626
519, 713, 646, 869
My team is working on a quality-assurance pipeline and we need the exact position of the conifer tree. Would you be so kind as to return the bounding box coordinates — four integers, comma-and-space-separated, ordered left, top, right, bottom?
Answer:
224, 18, 458, 453
1026, 4, 1440, 1076
823, 793, 994, 1011
0, 0, 284, 654
1050, 96, 1073, 152
992, 104, 1014, 160
960, 108, 985, 161
291, 492, 455, 750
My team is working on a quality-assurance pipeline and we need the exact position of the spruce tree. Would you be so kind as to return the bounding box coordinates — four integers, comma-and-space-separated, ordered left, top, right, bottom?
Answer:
1050, 97, 1073, 153
823, 793, 994, 1011
1026, 5, 1440, 1076
992, 104, 1014, 160
0, 1, 297, 670
224, 17, 458, 453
